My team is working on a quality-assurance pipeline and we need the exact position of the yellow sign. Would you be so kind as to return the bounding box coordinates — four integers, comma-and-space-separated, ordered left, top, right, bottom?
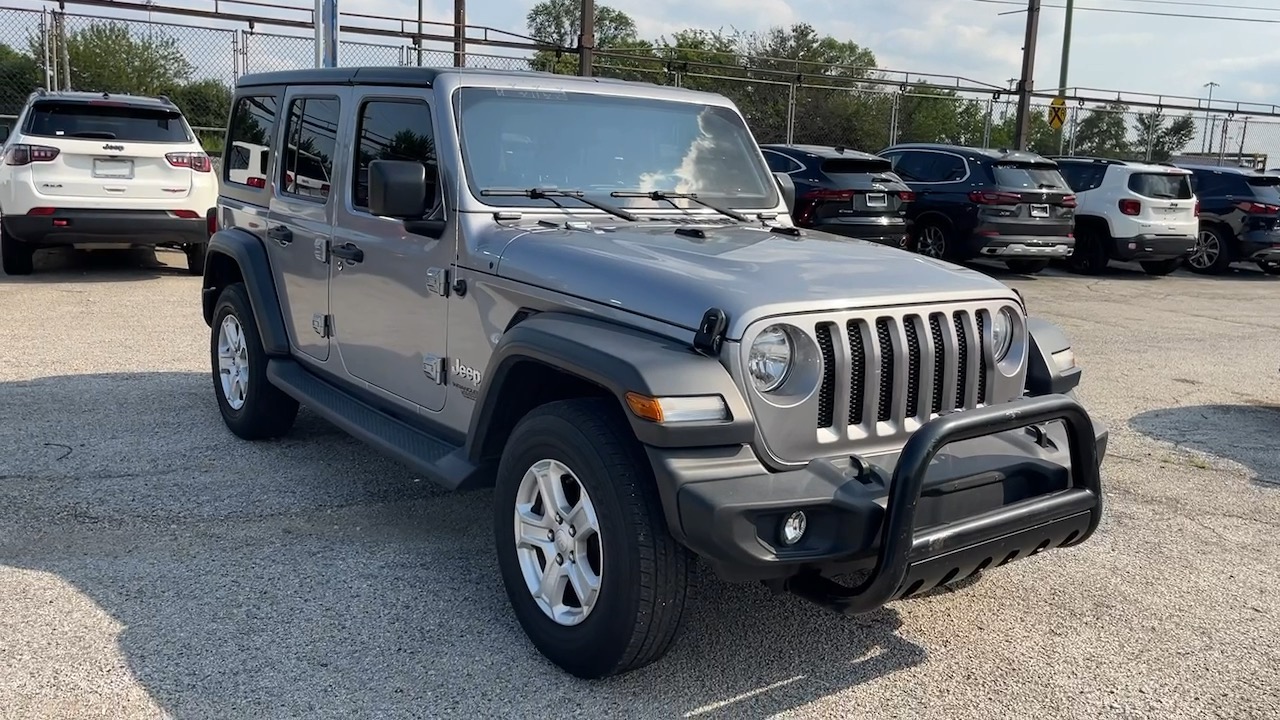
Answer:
1048, 97, 1068, 131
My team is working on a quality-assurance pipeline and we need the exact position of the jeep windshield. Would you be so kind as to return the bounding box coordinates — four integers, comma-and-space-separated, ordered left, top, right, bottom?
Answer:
456, 87, 780, 211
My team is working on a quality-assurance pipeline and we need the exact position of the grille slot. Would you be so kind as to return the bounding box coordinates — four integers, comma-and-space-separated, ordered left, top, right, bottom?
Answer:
847, 321, 866, 426
875, 318, 894, 423
954, 312, 969, 408
815, 323, 836, 429
904, 318, 922, 419
929, 313, 946, 414
976, 311, 988, 404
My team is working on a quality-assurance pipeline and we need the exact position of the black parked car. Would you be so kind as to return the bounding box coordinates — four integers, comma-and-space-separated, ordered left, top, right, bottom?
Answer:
1172, 163, 1280, 275
877, 143, 1078, 274
760, 144, 914, 248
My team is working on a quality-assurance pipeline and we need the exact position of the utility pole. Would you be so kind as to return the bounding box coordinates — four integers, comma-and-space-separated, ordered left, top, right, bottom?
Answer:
1201, 81, 1219, 153
1057, 0, 1074, 94
414, 0, 422, 66
453, 0, 466, 67
1013, 0, 1042, 151
314, 0, 336, 68
578, 0, 595, 76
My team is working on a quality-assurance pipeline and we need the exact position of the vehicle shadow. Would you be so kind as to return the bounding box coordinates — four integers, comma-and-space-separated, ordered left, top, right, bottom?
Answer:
0, 246, 191, 283
0, 371, 927, 719
1128, 403, 1280, 489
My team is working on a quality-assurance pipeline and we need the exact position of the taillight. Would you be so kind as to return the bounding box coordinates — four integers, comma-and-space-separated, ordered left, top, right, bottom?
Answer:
1119, 199, 1142, 216
968, 191, 1021, 205
247, 176, 266, 189
1060, 194, 1077, 208
5, 144, 60, 166
897, 190, 916, 202
1194, 200, 1200, 217
166, 152, 212, 172
802, 189, 854, 201
26, 207, 55, 216
1236, 201, 1280, 214
285, 171, 295, 187
320, 183, 330, 195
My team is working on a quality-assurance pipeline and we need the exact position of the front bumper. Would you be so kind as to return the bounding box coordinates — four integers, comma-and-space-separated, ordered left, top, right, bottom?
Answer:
651, 394, 1106, 613
1112, 233, 1196, 261
973, 235, 1075, 259
2, 209, 207, 248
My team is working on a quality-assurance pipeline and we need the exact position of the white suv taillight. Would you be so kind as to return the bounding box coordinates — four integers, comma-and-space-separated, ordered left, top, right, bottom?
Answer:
166, 152, 213, 173
4, 144, 60, 166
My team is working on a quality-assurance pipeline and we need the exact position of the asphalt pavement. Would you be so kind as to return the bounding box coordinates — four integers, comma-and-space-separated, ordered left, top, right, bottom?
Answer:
1, 247, 1277, 720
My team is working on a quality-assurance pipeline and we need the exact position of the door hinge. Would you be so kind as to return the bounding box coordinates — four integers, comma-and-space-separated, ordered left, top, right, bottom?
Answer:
314, 238, 329, 263
422, 354, 445, 384
312, 313, 332, 338
426, 267, 450, 297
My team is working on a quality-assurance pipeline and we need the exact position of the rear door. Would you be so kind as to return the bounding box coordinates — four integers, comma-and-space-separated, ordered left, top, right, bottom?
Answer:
19, 99, 199, 204
1126, 171, 1197, 234
266, 88, 348, 364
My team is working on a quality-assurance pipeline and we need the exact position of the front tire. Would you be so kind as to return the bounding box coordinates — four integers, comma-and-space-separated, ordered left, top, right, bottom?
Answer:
1187, 226, 1234, 275
1066, 227, 1109, 275
1, 232, 34, 276
493, 398, 691, 679
1005, 258, 1050, 274
210, 282, 299, 440
1140, 258, 1182, 276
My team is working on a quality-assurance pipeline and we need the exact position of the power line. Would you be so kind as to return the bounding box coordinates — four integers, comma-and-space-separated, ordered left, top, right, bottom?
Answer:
1109, 0, 1280, 13
965, 0, 1280, 23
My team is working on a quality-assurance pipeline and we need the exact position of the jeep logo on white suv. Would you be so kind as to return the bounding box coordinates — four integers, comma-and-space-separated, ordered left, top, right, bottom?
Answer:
102, 143, 124, 152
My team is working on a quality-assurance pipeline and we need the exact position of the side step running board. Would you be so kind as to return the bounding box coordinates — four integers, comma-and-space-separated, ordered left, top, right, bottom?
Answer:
266, 358, 482, 491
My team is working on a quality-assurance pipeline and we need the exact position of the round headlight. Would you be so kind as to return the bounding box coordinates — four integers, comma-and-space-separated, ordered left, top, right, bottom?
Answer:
991, 307, 1016, 361
748, 325, 794, 393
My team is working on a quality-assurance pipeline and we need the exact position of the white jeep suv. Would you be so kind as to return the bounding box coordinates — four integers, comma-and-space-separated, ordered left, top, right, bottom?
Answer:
0, 89, 218, 276
1050, 156, 1199, 275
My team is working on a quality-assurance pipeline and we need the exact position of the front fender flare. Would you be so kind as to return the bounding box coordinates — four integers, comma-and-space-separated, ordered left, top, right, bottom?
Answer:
1026, 317, 1082, 396
466, 312, 756, 459
201, 228, 291, 357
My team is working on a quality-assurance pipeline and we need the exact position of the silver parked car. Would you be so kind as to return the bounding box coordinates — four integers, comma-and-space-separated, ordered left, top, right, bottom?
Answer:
200, 67, 1108, 679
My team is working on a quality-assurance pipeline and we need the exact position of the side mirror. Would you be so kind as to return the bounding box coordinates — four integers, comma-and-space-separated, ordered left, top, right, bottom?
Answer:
369, 159, 430, 219
773, 171, 795, 216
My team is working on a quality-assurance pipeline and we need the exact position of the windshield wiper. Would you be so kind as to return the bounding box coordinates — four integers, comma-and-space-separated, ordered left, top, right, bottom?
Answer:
480, 187, 639, 222
610, 190, 751, 222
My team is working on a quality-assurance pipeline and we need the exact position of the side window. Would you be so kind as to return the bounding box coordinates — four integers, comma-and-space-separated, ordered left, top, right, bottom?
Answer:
224, 95, 278, 189
762, 150, 801, 173
893, 152, 938, 182
932, 154, 967, 182
352, 99, 439, 213
281, 97, 340, 201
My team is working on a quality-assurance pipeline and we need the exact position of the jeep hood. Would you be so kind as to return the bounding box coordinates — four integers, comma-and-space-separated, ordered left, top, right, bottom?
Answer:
492, 223, 1016, 339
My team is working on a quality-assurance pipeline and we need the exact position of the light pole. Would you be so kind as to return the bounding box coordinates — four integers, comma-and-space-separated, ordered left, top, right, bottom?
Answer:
1057, 0, 1074, 95
1013, 0, 1042, 151
1202, 81, 1219, 154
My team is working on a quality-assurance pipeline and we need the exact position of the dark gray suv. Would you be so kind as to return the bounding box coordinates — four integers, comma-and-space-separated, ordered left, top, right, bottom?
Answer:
200, 66, 1108, 680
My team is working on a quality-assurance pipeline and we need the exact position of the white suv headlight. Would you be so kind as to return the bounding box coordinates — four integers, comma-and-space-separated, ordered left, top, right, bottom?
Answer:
748, 325, 794, 393
991, 307, 1016, 361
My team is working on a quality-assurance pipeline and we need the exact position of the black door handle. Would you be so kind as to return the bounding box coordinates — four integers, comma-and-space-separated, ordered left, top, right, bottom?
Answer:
331, 242, 364, 263
267, 225, 293, 246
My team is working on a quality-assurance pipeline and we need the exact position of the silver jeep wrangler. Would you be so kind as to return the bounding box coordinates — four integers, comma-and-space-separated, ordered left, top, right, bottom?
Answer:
200, 67, 1108, 679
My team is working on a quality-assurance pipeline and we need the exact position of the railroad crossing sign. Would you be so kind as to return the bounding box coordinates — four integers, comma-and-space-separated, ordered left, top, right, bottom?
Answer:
1048, 97, 1068, 131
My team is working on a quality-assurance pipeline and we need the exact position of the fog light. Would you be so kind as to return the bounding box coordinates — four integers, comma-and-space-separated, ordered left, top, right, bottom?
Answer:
780, 510, 807, 546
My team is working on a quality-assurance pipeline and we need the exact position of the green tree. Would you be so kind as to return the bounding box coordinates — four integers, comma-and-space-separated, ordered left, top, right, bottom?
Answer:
527, 0, 642, 74
1134, 112, 1197, 162
28, 21, 193, 96
0, 43, 42, 116
895, 84, 989, 147
1069, 102, 1133, 159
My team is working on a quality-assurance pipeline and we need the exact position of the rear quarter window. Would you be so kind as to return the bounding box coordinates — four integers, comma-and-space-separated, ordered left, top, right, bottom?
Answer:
1128, 173, 1193, 199
223, 94, 279, 190
23, 101, 192, 143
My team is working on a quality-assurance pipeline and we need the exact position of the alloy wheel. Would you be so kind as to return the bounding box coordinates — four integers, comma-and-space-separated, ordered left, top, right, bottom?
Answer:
216, 314, 249, 410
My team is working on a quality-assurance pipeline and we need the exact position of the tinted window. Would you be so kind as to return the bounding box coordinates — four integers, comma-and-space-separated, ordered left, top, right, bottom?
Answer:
1245, 174, 1280, 202
1190, 171, 1246, 197
456, 87, 778, 209
24, 101, 192, 142
890, 152, 938, 182
762, 150, 802, 173
224, 95, 278, 189
1128, 172, 1193, 199
929, 154, 967, 182
821, 157, 893, 185
993, 162, 1069, 190
1056, 163, 1106, 192
281, 97, 339, 201
353, 99, 438, 211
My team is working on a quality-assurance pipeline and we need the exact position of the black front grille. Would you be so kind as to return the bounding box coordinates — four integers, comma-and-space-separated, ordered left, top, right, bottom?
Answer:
815, 309, 989, 430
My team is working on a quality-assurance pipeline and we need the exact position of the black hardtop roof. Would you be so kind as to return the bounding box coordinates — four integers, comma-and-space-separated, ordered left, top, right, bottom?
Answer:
236, 65, 633, 90
881, 142, 1054, 164
761, 143, 888, 163
1171, 161, 1268, 175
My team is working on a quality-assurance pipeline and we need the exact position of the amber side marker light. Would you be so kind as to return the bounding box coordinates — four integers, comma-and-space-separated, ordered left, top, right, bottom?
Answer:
624, 392, 730, 424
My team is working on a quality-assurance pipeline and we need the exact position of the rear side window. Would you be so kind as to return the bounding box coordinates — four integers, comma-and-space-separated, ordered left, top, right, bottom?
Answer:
762, 150, 802, 173
23, 101, 191, 143
1128, 172, 1193, 199
224, 95, 278, 189
993, 163, 1069, 190
280, 96, 340, 201
821, 157, 893, 185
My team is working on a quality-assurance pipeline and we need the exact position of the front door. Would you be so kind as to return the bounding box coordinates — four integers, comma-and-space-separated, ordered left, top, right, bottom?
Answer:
266, 88, 348, 362
328, 92, 452, 412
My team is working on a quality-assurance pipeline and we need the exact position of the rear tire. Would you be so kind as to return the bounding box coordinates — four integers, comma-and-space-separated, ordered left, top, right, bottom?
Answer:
1, 232, 34, 276
493, 398, 691, 679
210, 282, 299, 440
1066, 226, 1110, 275
913, 220, 950, 260
185, 242, 207, 276
1140, 258, 1182, 276
1005, 259, 1050, 274
1187, 226, 1234, 275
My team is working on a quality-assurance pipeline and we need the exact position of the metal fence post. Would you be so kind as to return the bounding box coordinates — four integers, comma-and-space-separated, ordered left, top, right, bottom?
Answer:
889, 91, 901, 146
785, 80, 796, 145
1067, 105, 1079, 155
56, 10, 70, 90
1144, 108, 1159, 162
982, 98, 993, 148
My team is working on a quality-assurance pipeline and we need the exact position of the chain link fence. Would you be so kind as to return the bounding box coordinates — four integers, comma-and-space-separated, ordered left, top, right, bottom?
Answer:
1, 2, 1278, 169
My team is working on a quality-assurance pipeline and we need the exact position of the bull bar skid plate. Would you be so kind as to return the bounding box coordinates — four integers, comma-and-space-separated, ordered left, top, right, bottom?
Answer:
784, 393, 1103, 615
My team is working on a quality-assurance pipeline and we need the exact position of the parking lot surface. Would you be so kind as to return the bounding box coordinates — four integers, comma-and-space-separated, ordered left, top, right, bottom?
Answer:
1, 248, 1278, 720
